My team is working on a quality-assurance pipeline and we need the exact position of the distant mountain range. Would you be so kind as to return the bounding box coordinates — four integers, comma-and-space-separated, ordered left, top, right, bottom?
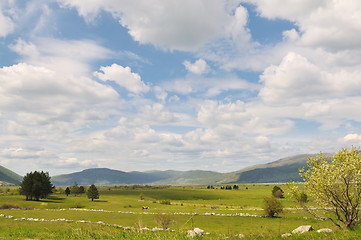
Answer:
50, 154, 318, 186
0, 154, 321, 186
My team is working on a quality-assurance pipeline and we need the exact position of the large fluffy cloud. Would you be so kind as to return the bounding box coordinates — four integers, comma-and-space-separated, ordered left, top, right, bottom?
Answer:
58, 0, 246, 51
248, 0, 361, 52
259, 52, 361, 105
0, 63, 119, 126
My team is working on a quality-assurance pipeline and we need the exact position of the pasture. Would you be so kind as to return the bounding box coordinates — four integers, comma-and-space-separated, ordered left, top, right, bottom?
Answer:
0, 185, 359, 239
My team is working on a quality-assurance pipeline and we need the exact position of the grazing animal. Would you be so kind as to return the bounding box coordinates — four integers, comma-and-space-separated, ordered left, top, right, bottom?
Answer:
142, 206, 149, 210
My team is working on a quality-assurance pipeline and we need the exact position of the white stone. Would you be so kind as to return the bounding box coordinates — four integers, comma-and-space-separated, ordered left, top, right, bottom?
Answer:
187, 228, 204, 238
292, 225, 313, 234
281, 233, 292, 238
187, 230, 197, 238
237, 233, 245, 238
317, 228, 333, 233
193, 228, 204, 235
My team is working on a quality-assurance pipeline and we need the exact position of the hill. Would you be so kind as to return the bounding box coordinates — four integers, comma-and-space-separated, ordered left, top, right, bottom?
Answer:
221, 154, 318, 184
51, 154, 318, 186
0, 165, 22, 185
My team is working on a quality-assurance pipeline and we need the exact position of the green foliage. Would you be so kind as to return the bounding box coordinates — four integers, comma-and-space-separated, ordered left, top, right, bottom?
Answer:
86, 184, 99, 201
79, 186, 85, 194
70, 183, 80, 196
272, 185, 284, 198
263, 197, 283, 217
300, 147, 361, 229
19, 171, 53, 201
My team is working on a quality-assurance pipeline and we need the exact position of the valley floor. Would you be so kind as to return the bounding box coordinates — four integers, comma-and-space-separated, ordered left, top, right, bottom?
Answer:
0, 185, 360, 239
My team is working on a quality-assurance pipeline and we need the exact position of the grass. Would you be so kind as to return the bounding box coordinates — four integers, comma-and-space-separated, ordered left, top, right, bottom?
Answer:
0, 185, 360, 239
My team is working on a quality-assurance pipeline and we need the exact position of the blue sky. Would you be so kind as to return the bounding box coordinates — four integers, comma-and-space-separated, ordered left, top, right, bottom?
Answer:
1, 0, 361, 176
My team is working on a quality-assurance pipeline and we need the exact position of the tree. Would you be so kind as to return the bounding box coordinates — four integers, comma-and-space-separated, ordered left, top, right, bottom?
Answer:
79, 186, 85, 194
272, 185, 284, 198
86, 184, 99, 201
299, 147, 361, 229
70, 183, 80, 196
65, 187, 70, 196
263, 197, 283, 217
20, 171, 53, 201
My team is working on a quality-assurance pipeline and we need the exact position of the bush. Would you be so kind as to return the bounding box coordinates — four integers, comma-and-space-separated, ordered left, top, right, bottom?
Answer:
155, 214, 173, 229
72, 201, 83, 208
263, 197, 283, 217
0, 203, 20, 209
272, 186, 284, 198
160, 200, 171, 205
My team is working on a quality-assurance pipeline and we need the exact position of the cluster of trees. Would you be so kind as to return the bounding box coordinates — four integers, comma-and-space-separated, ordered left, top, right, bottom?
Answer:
20, 173, 99, 202
206, 185, 240, 190
65, 183, 85, 196
20, 171, 54, 201
64, 183, 99, 201
220, 185, 239, 190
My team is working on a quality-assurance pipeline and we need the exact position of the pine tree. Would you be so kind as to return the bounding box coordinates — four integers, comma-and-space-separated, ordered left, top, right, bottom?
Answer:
65, 187, 70, 196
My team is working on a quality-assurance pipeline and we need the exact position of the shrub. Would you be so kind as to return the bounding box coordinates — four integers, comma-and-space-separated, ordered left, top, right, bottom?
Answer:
263, 197, 283, 217
160, 200, 171, 205
155, 214, 173, 229
0, 203, 20, 209
272, 186, 284, 198
73, 201, 83, 208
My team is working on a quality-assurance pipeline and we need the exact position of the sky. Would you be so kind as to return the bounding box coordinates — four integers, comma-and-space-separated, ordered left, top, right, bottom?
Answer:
1, 0, 361, 176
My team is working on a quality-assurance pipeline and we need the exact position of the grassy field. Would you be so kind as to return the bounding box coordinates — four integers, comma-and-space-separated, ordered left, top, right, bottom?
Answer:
0, 185, 360, 239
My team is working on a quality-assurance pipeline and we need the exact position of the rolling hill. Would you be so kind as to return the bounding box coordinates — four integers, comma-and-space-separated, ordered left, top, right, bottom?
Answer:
0, 165, 22, 185
221, 154, 320, 184
51, 154, 319, 186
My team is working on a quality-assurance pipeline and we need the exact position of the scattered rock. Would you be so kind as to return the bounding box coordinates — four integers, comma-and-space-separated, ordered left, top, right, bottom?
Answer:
292, 225, 313, 234
281, 233, 292, 238
237, 233, 245, 238
317, 228, 333, 233
187, 228, 204, 237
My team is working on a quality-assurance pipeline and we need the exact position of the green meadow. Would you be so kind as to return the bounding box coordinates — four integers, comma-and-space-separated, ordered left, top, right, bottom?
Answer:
0, 185, 360, 239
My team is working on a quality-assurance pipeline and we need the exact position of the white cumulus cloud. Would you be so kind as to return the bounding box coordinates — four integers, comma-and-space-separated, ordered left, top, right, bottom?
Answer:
94, 64, 150, 94
58, 0, 241, 51
259, 52, 361, 105
183, 59, 210, 75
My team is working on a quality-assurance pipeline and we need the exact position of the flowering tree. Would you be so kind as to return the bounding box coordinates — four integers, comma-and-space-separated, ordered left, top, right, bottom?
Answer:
299, 147, 361, 229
